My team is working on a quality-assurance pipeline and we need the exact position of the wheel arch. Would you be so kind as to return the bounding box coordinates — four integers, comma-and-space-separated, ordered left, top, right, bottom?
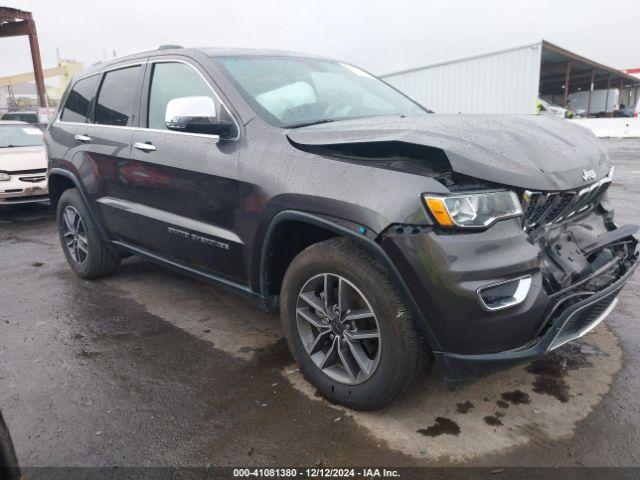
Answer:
259, 210, 442, 351
47, 168, 111, 243
48, 170, 76, 210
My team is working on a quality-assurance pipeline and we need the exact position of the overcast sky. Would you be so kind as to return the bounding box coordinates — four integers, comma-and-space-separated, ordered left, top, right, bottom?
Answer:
2, 0, 639, 80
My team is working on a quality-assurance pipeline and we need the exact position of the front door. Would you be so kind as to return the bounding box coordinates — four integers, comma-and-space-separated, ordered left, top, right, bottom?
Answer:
127, 59, 245, 282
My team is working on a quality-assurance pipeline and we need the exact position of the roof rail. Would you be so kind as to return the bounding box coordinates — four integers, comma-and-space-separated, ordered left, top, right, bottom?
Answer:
157, 44, 183, 50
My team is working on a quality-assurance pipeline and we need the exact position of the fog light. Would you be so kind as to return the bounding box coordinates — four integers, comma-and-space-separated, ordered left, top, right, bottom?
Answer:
477, 276, 532, 311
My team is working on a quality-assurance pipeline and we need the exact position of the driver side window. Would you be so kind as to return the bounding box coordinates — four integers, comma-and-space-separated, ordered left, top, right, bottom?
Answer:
147, 62, 236, 135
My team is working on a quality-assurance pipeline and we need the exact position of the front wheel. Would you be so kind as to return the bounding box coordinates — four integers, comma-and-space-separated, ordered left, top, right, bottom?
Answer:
280, 238, 431, 410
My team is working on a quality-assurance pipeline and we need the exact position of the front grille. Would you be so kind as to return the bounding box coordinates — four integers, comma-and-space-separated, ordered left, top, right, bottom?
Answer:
19, 175, 46, 183
522, 176, 611, 231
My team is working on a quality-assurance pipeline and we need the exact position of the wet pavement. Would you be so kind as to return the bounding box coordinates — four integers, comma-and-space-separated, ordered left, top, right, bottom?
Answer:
1, 139, 639, 467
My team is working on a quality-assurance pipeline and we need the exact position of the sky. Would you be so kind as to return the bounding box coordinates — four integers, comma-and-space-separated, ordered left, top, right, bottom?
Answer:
1, 0, 639, 80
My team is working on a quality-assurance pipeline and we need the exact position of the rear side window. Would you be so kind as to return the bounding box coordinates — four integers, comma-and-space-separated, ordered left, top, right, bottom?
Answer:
94, 66, 141, 126
60, 75, 98, 123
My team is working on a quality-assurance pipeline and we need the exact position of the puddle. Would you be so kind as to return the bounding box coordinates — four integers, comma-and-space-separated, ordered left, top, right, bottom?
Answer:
500, 390, 531, 405
525, 343, 592, 403
455, 401, 474, 414
532, 376, 570, 402
417, 417, 461, 437
483, 415, 503, 427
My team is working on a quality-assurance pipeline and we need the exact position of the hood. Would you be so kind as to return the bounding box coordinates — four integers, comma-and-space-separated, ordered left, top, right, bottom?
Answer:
287, 114, 610, 191
0, 146, 47, 172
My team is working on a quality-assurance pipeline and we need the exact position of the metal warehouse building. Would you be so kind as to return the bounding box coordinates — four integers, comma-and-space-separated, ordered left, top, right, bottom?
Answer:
381, 40, 640, 116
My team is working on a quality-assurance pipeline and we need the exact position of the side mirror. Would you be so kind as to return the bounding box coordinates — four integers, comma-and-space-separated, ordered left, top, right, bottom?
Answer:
165, 96, 232, 137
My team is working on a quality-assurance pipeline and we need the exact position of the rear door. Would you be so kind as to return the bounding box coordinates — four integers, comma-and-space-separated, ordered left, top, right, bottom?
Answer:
127, 58, 245, 281
85, 63, 146, 244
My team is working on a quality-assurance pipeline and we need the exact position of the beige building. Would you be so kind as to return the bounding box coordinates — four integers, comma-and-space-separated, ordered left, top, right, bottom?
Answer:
0, 60, 83, 110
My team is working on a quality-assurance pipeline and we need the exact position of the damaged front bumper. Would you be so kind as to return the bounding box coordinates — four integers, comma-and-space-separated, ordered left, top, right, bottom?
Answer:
380, 208, 638, 382
435, 256, 637, 380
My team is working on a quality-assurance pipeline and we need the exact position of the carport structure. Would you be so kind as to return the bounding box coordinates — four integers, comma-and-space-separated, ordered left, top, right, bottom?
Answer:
539, 40, 640, 115
0, 6, 46, 107
381, 39, 640, 116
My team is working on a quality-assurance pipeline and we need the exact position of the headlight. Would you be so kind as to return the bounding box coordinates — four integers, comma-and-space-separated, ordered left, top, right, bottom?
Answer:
424, 191, 523, 228
0, 172, 10, 181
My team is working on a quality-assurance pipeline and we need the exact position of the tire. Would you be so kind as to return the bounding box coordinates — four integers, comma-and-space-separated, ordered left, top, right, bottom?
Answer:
56, 188, 120, 279
280, 237, 431, 410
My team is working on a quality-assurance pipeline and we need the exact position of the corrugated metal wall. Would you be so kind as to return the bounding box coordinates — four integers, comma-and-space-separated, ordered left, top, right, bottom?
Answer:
381, 43, 542, 114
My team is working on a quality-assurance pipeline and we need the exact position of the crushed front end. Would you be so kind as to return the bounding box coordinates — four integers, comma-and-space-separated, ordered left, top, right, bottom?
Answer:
379, 169, 639, 381
520, 170, 637, 352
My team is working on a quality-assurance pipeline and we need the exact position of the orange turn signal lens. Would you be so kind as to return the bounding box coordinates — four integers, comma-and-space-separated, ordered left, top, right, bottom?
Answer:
424, 197, 454, 227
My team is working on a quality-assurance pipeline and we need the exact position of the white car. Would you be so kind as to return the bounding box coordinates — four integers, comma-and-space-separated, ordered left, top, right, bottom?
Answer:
0, 120, 49, 205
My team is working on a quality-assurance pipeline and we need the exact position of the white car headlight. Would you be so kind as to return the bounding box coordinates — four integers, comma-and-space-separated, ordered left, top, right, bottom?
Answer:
0, 172, 10, 182
424, 191, 523, 228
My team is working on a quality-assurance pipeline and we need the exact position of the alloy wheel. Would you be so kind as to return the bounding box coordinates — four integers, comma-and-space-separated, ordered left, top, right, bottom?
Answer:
295, 273, 382, 385
62, 206, 88, 264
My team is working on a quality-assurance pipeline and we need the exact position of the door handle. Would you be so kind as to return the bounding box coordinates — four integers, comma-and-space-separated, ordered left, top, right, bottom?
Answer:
134, 142, 156, 152
74, 134, 92, 142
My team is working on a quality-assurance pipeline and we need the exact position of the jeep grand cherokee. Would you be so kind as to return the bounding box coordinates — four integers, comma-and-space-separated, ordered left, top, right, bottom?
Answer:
45, 47, 638, 410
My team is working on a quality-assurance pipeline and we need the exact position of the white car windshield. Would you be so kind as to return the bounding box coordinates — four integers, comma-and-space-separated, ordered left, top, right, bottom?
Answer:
0, 124, 44, 148
216, 56, 427, 127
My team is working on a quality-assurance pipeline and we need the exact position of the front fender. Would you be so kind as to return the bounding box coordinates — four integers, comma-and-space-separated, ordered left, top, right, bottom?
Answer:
258, 209, 442, 352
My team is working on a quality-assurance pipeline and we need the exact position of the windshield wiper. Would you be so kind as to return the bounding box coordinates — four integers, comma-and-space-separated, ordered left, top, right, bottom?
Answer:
0, 145, 18, 148
285, 119, 334, 129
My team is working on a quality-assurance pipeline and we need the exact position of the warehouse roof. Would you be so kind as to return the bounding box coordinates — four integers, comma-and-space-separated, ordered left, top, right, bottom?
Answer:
539, 40, 640, 95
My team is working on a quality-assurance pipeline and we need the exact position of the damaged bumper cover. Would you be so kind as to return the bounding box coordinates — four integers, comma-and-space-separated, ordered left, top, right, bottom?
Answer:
380, 211, 638, 381
436, 256, 637, 380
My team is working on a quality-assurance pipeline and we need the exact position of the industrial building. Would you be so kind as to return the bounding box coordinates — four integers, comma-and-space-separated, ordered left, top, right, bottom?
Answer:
0, 61, 83, 110
0, 6, 79, 121
381, 40, 640, 118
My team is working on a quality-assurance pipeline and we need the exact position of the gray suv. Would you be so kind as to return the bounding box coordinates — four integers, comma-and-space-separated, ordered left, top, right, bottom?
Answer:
45, 46, 638, 410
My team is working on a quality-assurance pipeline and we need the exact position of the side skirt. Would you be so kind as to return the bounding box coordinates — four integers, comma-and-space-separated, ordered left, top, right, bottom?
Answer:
110, 240, 273, 310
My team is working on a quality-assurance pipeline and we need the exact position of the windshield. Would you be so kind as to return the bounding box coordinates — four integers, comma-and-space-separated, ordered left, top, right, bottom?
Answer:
0, 124, 44, 148
216, 56, 427, 127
